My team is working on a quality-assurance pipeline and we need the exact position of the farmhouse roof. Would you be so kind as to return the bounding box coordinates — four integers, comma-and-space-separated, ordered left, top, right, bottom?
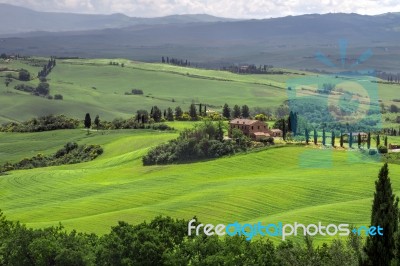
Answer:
229, 118, 260, 125
253, 132, 270, 136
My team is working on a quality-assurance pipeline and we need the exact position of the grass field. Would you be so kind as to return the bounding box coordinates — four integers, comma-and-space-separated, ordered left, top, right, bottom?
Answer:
0, 125, 399, 244
1, 58, 399, 126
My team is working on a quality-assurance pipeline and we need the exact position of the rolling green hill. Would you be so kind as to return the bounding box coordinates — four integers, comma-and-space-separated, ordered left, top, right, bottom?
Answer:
0, 126, 399, 244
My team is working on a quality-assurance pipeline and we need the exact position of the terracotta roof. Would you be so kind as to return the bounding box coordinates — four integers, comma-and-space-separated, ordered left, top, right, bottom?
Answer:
229, 119, 260, 125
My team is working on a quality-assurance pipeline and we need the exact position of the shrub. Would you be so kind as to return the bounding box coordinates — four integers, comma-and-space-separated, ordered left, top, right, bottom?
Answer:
54, 94, 63, 100
378, 145, 388, 154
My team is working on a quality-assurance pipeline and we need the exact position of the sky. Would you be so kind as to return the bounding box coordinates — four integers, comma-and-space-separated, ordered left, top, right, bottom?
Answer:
0, 0, 399, 18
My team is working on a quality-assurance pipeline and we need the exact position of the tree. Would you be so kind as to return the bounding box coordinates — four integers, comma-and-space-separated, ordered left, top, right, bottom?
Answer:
36, 82, 50, 95
175, 106, 183, 120
166, 107, 174, 121
331, 131, 335, 147
18, 69, 30, 81
364, 163, 399, 265
349, 132, 353, 148
385, 136, 388, 147
233, 105, 241, 118
241, 105, 250, 118
222, 104, 231, 119
322, 128, 326, 146
152, 106, 162, 122
305, 128, 309, 144
282, 119, 286, 141
94, 115, 100, 131
376, 134, 380, 148
340, 133, 344, 148
189, 103, 197, 120
84, 113, 91, 134
367, 132, 371, 149
358, 133, 361, 148
314, 129, 318, 145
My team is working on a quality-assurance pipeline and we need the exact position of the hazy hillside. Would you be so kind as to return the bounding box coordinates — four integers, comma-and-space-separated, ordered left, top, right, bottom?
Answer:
0, 4, 235, 35
1, 7, 400, 71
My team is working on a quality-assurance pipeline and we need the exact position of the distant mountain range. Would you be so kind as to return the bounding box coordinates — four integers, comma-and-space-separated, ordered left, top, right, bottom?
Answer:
1, 4, 400, 72
0, 3, 237, 34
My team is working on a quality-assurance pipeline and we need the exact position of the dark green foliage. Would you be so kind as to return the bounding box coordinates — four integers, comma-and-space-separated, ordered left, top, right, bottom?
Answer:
222, 103, 230, 119
376, 134, 380, 148
136, 110, 149, 123
84, 113, 91, 131
364, 163, 399, 265
0, 115, 79, 132
18, 68, 30, 81
0, 210, 365, 266
166, 107, 174, 121
36, 82, 50, 95
367, 132, 371, 149
175, 106, 183, 120
305, 128, 309, 144
358, 133, 362, 148
340, 133, 344, 147
378, 145, 388, 154
0, 142, 103, 173
94, 115, 100, 130
233, 104, 241, 118
151, 106, 162, 122
322, 128, 326, 146
331, 131, 335, 147
189, 103, 197, 120
385, 136, 388, 147
349, 132, 353, 148
314, 129, 318, 145
241, 105, 250, 118
142, 121, 248, 165
54, 94, 63, 100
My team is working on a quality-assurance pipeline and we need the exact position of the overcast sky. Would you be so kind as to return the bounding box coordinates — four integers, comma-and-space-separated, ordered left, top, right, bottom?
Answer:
1, 0, 399, 18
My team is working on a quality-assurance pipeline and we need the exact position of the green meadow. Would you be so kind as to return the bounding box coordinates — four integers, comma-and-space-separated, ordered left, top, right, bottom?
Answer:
0, 126, 399, 244
0, 58, 400, 244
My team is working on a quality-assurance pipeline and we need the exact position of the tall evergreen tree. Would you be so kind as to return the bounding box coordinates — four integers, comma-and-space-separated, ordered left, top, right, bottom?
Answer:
305, 128, 309, 144
189, 103, 197, 120
349, 132, 353, 148
152, 106, 162, 122
288, 111, 293, 132
233, 105, 241, 118
222, 104, 231, 119
282, 119, 286, 141
364, 163, 399, 265
367, 132, 371, 149
94, 115, 100, 131
322, 128, 326, 146
84, 113, 91, 134
331, 131, 335, 147
314, 129, 318, 145
241, 105, 250, 118
166, 107, 174, 121
340, 133, 344, 148
385, 136, 388, 147
175, 106, 183, 120
377, 134, 381, 148
358, 133, 362, 148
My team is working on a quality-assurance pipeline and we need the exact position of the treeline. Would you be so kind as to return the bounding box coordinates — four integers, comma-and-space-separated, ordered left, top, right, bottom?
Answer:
37, 57, 56, 78
161, 56, 191, 67
0, 142, 103, 174
0, 211, 365, 265
0, 115, 79, 132
222, 64, 274, 74
143, 121, 253, 165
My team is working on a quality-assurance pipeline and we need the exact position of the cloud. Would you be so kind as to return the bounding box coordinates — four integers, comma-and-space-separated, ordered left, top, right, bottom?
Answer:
0, 0, 399, 18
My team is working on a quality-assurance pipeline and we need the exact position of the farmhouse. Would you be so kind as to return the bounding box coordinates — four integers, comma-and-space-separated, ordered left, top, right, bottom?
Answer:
343, 132, 368, 142
229, 118, 282, 140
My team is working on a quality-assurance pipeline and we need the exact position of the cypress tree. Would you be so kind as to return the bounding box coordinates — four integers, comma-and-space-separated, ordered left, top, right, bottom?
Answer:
340, 133, 344, 148
84, 113, 91, 134
331, 131, 335, 147
288, 111, 293, 132
314, 129, 318, 145
364, 163, 399, 265
377, 134, 381, 148
367, 132, 371, 149
222, 103, 231, 119
358, 133, 362, 148
385, 136, 388, 147
349, 132, 353, 148
282, 119, 286, 141
305, 128, 309, 144
322, 128, 326, 146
